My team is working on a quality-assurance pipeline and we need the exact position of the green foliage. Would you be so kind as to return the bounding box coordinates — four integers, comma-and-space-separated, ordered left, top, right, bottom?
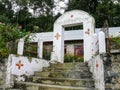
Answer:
64, 54, 84, 62
66, 0, 120, 28
23, 43, 37, 58
0, 23, 28, 42
67, 0, 98, 13
0, 0, 120, 33
43, 46, 51, 60
0, 23, 29, 59
0, 15, 10, 23
0, 0, 14, 22
111, 38, 120, 44
26, 15, 54, 32
109, 35, 120, 49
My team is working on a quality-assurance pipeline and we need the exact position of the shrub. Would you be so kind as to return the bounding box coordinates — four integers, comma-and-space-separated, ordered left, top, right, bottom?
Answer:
0, 23, 29, 59
64, 54, 84, 62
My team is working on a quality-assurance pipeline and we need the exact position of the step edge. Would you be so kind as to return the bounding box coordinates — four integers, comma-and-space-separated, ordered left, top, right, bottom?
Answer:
33, 76, 94, 81
16, 81, 95, 90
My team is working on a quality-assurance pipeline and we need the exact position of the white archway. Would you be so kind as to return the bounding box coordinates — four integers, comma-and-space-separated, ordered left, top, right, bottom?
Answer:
52, 10, 95, 63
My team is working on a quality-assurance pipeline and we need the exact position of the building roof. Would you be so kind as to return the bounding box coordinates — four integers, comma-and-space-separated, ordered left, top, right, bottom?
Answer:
30, 27, 120, 42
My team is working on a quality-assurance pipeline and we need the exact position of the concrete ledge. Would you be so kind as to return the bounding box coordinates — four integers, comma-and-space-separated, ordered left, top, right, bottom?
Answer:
16, 81, 97, 90
110, 49, 120, 54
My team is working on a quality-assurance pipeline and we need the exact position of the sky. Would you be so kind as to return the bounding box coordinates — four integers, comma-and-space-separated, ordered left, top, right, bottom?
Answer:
53, 0, 69, 15
9, 0, 69, 16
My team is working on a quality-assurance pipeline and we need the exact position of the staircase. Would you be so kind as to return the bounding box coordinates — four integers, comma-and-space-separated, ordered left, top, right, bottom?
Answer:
11, 62, 97, 90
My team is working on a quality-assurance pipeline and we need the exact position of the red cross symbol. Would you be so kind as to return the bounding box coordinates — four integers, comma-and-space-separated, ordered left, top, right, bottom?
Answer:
16, 61, 24, 70
71, 15, 73, 18
85, 29, 90, 35
96, 63, 99, 69
54, 33, 60, 40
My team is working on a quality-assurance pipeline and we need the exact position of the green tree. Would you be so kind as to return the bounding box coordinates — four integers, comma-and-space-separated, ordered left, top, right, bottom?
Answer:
10, 0, 55, 32
0, 23, 29, 59
66, 0, 120, 28
0, 0, 14, 23
28, 0, 54, 16
13, 7, 32, 30
94, 0, 120, 27
26, 15, 54, 32
0, 15, 10, 23
67, 0, 98, 14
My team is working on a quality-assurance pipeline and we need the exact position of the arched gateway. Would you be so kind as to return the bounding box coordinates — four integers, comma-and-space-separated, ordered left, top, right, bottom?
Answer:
52, 10, 95, 63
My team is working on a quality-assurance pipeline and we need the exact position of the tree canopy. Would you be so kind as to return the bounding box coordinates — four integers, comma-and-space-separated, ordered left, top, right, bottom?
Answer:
0, 23, 28, 59
66, 0, 120, 28
0, 0, 119, 32
0, 0, 120, 59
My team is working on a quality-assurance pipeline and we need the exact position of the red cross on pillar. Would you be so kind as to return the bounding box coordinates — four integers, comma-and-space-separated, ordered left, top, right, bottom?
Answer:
54, 33, 60, 40
16, 60, 24, 70
85, 29, 90, 35
96, 63, 99, 69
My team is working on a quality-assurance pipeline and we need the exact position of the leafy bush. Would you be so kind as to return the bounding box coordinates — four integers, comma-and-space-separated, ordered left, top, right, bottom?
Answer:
109, 34, 120, 49
64, 54, 84, 62
0, 23, 29, 59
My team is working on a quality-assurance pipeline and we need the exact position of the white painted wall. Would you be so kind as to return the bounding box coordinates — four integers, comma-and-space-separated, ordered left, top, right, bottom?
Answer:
53, 10, 95, 63
88, 55, 105, 90
17, 39, 24, 55
6, 54, 50, 87
29, 27, 120, 43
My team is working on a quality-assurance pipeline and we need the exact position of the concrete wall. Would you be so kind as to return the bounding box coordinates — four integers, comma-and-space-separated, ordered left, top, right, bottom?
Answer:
6, 54, 50, 88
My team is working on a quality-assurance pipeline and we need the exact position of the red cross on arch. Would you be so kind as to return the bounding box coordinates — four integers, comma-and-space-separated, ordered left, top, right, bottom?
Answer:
70, 15, 74, 18
85, 29, 90, 35
96, 61, 99, 70
54, 33, 60, 40
16, 60, 24, 70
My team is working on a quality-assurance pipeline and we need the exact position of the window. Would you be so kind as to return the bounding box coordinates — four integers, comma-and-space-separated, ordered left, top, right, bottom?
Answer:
74, 45, 83, 57
64, 45, 67, 54
65, 25, 83, 31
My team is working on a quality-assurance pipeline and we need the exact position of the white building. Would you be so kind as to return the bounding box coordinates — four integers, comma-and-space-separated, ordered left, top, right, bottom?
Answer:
24, 27, 120, 60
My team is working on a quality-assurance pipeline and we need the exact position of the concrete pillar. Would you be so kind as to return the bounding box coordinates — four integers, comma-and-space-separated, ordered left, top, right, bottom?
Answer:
92, 34, 99, 57
98, 31, 106, 54
83, 19, 95, 62
38, 39, 43, 59
52, 24, 64, 63
17, 38, 24, 55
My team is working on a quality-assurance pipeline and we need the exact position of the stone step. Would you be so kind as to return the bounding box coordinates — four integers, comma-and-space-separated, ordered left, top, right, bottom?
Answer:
111, 62, 120, 65
34, 71, 92, 79
111, 67, 120, 73
111, 60, 120, 63
0, 80, 5, 85
62, 62, 87, 66
0, 86, 3, 90
105, 83, 120, 90
15, 81, 96, 90
50, 62, 74, 66
0, 80, 4, 83
32, 77, 94, 87
43, 66, 89, 72
49, 62, 87, 68
7, 88, 23, 90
